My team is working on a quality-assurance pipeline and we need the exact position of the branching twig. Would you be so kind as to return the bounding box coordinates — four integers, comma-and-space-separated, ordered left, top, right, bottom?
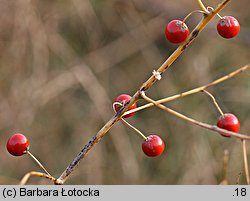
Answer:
124, 64, 249, 116
140, 91, 250, 140
55, 0, 233, 184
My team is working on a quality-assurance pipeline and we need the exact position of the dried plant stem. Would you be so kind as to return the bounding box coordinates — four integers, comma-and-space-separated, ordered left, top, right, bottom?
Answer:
20, 171, 60, 185
124, 64, 249, 117
55, 0, 232, 184
242, 140, 250, 184
26, 151, 51, 176
140, 91, 250, 140
202, 90, 224, 116
220, 149, 229, 185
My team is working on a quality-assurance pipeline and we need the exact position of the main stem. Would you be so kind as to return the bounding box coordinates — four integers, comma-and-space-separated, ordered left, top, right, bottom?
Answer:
57, 0, 232, 184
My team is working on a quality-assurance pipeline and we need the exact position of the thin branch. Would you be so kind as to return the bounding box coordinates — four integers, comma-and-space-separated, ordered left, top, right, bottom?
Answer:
20, 171, 60, 185
140, 91, 250, 140
124, 64, 249, 116
56, 0, 233, 184
242, 140, 250, 184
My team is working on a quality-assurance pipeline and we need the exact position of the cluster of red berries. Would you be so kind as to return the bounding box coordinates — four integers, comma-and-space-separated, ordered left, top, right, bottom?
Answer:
112, 94, 242, 157
5, 9, 242, 167
5, 100, 240, 159
165, 16, 240, 44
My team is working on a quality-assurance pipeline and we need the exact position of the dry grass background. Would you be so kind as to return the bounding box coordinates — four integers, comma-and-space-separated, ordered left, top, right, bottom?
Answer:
0, 0, 249, 184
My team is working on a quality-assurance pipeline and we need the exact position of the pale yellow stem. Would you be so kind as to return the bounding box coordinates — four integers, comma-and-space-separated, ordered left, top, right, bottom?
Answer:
26, 151, 51, 176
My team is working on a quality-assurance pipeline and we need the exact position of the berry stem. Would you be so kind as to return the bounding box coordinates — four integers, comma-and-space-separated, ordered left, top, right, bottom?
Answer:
182, 10, 208, 24
124, 64, 249, 117
26, 151, 51, 176
20, 171, 61, 185
202, 90, 224, 116
121, 118, 147, 141
242, 140, 250, 184
140, 91, 250, 140
206, 7, 223, 19
113, 102, 147, 140
217, 13, 223, 19
196, 0, 208, 12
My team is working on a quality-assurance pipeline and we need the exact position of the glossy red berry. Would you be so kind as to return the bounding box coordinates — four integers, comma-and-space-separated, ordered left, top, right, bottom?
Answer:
217, 16, 240, 39
6, 133, 29, 156
113, 94, 137, 118
217, 113, 240, 137
165, 20, 189, 44
142, 135, 165, 157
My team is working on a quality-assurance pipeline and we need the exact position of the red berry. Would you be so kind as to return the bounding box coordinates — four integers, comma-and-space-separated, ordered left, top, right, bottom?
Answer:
165, 20, 189, 44
217, 113, 240, 137
113, 94, 137, 118
6, 133, 29, 156
142, 135, 165, 157
217, 16, 240, 39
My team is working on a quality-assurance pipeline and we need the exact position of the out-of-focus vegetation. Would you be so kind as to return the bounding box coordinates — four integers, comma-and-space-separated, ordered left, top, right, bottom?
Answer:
0, 0, 249, 184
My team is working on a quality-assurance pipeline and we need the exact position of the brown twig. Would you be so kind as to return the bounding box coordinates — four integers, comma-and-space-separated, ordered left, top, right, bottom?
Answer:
140, 91, 250, 140
55, 0, 233, 184
124, 64, 249, 117
242, 140, 250, 184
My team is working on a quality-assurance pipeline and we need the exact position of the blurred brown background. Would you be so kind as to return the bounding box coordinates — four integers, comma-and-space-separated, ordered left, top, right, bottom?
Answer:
0, 0, 249, 184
